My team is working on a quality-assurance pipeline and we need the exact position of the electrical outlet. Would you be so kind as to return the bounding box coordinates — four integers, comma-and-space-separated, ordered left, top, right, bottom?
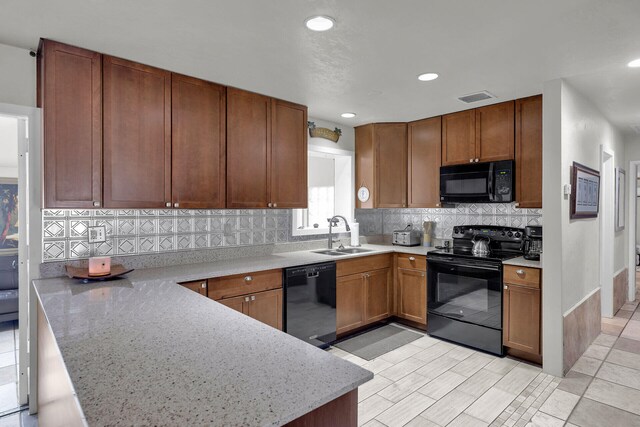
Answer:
88, 225, 106, 243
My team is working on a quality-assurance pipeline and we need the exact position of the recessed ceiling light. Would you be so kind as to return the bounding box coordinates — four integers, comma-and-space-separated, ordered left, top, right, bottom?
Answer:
305, 16, 335, 32
418, 72, 439, 81
341, 112, 356, 118
628, 58, 640, 68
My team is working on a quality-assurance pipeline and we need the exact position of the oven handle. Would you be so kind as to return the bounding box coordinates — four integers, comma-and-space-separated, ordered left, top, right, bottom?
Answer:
427, 259, 502, 272
488, 162, 495, 202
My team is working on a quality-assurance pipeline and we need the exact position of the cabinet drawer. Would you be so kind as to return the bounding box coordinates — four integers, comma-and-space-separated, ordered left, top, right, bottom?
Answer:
208, 269, 282, 300
504, 265, 540, 289
337, 254, 392, 277
397, 254, 426, 271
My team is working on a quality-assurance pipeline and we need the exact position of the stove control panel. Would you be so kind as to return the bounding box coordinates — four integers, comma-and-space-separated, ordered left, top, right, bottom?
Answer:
452, 226, 524, 242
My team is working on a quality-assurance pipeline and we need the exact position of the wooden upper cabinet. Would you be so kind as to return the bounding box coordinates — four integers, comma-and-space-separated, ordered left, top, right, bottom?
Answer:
355, 123, 407, 208
226, 88, 271, 208
103, 56, 171, 208
408, 117, 441, 208
516, 95, 543, 208
376, 123, 408, 208
355, 125, 375, 209
442, 110, 476, 166
171, 74, 226, 209
270, 99, 308, 208
39, 40, 102, 208
475, 101, 515, 162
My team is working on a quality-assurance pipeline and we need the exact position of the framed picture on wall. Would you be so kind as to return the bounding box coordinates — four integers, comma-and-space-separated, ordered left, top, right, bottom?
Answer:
615, 168, 626, 231
0, 177, 18, 250
570, 162, 600, 219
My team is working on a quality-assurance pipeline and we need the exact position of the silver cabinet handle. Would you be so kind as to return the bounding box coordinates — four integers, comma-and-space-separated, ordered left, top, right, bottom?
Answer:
516, 269, 525, 275
514, 203, 520, 207
12, 260, 17, 269
174, 203, 179, 208
475, 159, 480, 163
165, 202, 171, 207
93, 201, 100, 207
244, 276, 253, 282
409, 257, 416, 261
469, 159, 474, 163
504, 285, 508, 290
436, 203, 441, 207
200, 282, 206, 289
244, 296, 250, 302
267, 202, 272, 208
251, 295, 256, 301
273, 203, 277, 208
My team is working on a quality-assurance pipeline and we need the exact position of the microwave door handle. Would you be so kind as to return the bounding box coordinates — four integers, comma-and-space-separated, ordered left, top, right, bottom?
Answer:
488, 163, 495, 202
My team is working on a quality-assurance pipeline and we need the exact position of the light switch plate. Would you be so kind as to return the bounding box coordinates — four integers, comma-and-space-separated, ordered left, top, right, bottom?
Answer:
88, 225, 107, 243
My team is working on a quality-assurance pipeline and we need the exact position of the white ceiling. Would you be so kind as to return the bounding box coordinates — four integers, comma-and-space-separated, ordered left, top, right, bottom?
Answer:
1, 0, 639, 129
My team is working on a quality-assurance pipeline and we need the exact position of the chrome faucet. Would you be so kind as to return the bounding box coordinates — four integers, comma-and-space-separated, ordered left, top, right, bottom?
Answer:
328, 215, 351, 249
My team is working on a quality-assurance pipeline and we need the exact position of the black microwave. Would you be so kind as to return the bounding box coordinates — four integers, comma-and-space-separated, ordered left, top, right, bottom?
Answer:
440, 160, 514, 204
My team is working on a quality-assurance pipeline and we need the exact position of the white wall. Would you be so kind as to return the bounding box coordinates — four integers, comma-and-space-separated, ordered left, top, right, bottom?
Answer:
0, 43, 36, 107
560, 81, 627, 312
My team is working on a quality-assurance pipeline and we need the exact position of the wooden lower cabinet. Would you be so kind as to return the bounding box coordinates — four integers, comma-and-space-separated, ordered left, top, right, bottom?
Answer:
337, 263, 392, 336
365, 268, 392, 323
337, 274, 366, 335
503, 266, 541, 360
179, 280, 208, 296
396, 268, 427, 326
219, 289, 283, 330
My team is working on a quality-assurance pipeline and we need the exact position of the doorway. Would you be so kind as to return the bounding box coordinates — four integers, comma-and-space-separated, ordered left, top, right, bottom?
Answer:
0, 103, 41, 419
600, 147, 615, 318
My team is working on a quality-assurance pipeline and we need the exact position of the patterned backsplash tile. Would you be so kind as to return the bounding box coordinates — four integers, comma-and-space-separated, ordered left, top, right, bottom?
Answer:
355, 203, 542, 239
42, 209, 295, 262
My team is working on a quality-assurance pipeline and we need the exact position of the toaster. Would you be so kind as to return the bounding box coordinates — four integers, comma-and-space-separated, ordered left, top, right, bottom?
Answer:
392, 226, 421, 247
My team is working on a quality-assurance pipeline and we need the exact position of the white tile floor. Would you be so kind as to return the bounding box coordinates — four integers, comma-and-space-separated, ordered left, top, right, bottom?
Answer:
0, 321, 19, 415
330, 320, 640, 427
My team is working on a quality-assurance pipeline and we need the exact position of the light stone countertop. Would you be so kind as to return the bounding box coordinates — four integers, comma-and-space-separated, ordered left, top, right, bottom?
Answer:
502, 256, 543, 269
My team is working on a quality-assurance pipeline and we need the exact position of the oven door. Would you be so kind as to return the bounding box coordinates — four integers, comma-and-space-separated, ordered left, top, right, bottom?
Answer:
439, 163, 493, 203
427, 257, 502, 330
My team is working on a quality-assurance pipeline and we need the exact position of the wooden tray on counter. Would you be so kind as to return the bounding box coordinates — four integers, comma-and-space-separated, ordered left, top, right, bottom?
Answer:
65, 264, 134, 282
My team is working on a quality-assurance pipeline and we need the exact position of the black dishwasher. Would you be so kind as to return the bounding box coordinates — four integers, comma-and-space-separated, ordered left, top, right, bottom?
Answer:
283, 262, 336, 349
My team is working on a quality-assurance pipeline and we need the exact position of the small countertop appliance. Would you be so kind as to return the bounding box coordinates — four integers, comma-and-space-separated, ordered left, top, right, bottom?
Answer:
523, 226, 542, 260
392, 224, 421, 247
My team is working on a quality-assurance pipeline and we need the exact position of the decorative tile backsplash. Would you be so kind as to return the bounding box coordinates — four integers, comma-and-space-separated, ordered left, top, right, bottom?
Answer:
355, 203, 542, 240
42, 209, 296, 262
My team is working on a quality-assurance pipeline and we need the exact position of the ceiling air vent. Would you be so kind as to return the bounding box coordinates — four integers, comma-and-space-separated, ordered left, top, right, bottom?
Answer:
631, 124, 640, 135
458, 91, 496, 104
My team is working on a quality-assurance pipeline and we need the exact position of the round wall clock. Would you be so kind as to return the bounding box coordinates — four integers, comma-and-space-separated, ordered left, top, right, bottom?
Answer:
357, 186, 370, 203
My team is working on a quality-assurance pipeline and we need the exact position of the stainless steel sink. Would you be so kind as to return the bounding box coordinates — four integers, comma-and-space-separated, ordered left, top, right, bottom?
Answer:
335, 248, 374, 254
313, 250, 348, 256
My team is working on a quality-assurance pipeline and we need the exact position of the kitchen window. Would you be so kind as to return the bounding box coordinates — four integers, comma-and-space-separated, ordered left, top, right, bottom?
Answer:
291, 147, 354, 236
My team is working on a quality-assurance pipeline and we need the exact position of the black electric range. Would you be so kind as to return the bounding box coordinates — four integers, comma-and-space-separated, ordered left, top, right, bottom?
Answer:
426, 225, 524, 356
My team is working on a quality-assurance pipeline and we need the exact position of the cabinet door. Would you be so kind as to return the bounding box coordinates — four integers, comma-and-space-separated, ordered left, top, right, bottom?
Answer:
179, 280, 208, 297
171, 74, 226, 208
226, 88, 271, 208
442, 110, 476, 166
355, 124, 375, 209
503, 283, 540, 355
337, 273, 366, 335
375, 123, 407, 208
40, 40, 102, 208
219, 295, 247, 314
408, 117, 441, 208
397, 268, 427, 325
270, 99, 307, 208
516, 95, 542, 208
103, 56, 171, 208
475, 101, 515, 162
247, 289, 283, 330
365, 268, 392, 323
